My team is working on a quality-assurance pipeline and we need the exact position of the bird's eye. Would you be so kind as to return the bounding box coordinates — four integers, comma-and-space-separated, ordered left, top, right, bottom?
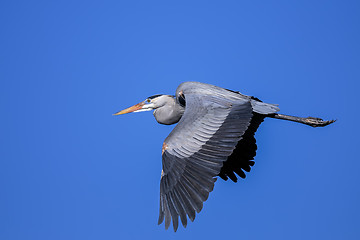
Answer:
146, 99, 151, 103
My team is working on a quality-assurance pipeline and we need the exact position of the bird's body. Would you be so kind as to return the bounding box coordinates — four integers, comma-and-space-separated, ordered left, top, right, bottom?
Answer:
114, 82, 335, 231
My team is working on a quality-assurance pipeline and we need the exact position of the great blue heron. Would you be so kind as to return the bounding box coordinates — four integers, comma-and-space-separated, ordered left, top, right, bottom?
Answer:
114, 82, 335, 231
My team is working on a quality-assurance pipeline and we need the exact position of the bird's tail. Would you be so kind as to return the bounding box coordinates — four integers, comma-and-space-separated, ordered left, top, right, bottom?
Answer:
251, 100, 280, 115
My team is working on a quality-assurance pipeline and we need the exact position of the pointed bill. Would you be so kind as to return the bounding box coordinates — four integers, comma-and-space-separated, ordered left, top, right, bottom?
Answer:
113, 102, 145, 115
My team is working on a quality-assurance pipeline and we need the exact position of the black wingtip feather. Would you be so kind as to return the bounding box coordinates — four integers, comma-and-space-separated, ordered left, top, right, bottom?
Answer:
218, 112, 265, 182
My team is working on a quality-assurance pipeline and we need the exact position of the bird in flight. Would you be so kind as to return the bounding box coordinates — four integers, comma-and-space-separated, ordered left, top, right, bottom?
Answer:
114, 82, 335, 231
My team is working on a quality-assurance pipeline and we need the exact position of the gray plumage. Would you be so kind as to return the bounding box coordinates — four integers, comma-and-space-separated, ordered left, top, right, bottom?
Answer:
114, 81, 335, 232
159, 82, 280, 231
153, 95, 184, 125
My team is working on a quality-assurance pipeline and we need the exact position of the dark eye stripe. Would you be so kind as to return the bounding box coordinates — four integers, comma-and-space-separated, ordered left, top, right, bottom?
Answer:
147, 94, 163, 100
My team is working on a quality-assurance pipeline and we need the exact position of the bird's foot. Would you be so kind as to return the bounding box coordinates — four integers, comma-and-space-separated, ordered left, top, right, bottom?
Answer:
305, 117, 336, 127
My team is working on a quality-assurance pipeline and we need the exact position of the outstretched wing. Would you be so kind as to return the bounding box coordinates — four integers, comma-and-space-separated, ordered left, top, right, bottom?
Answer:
218, 112, 265, 182
218, 97, 279, 182
158, 82, 254, 231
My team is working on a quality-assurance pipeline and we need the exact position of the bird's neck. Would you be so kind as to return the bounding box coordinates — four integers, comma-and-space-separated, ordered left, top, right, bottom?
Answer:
154, 101, 184, 125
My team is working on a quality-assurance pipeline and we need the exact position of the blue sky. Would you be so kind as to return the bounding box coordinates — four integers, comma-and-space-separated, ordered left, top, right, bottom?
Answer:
1, 1, 359, 239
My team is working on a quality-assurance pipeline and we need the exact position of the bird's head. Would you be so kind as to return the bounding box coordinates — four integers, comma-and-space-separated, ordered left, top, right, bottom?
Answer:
113, 94, 175, 115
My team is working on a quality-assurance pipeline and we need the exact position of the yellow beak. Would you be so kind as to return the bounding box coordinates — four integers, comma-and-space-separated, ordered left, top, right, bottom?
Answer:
113, 102, 145, 115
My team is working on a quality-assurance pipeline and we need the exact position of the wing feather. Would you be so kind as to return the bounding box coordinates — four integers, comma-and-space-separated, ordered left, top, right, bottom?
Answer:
218, 112, 266, 182
158, 82, 254, 230
172, 188, 188, 227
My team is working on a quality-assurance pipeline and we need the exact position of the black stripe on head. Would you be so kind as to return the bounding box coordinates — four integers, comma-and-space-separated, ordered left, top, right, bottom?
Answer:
148, 94, 163, 100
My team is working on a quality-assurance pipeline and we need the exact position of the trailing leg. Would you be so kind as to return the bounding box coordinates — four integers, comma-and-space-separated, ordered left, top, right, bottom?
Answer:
268, 113, 336, 127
